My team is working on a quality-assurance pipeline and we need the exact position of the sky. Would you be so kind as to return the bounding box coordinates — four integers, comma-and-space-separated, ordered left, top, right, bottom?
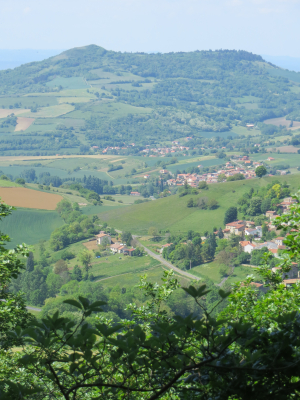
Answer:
1, 0, 300, 57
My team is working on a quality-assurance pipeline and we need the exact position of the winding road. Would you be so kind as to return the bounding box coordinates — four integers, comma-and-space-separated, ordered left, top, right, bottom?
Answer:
134, 237, 201, 281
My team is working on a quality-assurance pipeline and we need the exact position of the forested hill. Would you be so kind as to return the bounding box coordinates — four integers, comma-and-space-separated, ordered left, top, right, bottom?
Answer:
0, 45, 300, 154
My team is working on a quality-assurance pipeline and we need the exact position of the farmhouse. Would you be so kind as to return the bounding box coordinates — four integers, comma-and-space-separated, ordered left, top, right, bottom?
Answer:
130, 191, 141, 196
110, 243, 127, 254
96, 233, 112, 245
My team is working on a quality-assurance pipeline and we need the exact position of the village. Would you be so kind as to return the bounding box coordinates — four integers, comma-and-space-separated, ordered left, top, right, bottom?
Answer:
164, 156, 263, 186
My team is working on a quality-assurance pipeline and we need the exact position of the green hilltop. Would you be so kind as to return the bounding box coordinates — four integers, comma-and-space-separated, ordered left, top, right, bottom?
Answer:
0, 45, 299, 155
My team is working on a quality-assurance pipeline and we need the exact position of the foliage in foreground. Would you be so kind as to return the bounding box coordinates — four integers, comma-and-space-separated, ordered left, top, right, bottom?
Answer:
2, 193, 300, 398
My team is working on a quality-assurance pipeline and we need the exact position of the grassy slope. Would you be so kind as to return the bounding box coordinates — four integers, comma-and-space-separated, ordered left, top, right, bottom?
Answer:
1, 209, 64, 248
0, 179, 21, 187
101, 174, 300, 234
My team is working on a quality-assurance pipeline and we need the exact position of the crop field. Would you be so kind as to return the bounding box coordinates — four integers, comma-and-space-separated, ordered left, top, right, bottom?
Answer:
272, 145, 299, 153
1, 208, 64, 248
14, 117, 35, 132
88, 102, 152, 118
20, 104, 75, 118
82, 239, 99, 251
58, 97, 91, 104
0, 96, 58, 108
0, 187, 63, 210
26, 89, 97, 98
0, 109, 27, 118
264, 117, 300, 130
45, 77, 88, 89
101, 174, 300, 235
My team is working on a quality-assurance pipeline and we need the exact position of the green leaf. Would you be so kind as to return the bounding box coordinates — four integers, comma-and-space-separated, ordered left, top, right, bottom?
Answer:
219, 289, 231, 299
78, 296, 90, 309
63, 299, 83, 309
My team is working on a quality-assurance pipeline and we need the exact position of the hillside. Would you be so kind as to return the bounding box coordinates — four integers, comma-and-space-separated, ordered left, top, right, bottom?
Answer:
0, 45, 299, 156
100, 174, 300, 234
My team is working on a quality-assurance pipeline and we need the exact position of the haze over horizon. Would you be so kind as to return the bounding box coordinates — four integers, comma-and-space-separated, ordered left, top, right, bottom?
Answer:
1, 0, 300, 58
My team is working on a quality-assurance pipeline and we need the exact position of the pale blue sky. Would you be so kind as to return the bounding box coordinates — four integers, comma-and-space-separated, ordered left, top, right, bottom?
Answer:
1, 0, 300, 57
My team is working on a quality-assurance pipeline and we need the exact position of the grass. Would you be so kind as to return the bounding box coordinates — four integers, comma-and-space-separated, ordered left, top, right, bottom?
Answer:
0, 96, 58, 108
101, 173, 300, 235
1, 208, 64, 248
46, 77, 88, 90
89, 254, 161, 281
251, 153, 300, 168
20, 104, 74, 118
0, 179, 20, 187
231, 125, 261, 137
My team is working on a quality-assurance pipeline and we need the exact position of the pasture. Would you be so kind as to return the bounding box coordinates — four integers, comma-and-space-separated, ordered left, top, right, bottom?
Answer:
1, 208, 64, 248
0, 179, 20, 187
251, 152, 300, 168
101, 173, 300, 235
45, 77, 88, 89
20, 104, 74, 118
0, 187, 63, 210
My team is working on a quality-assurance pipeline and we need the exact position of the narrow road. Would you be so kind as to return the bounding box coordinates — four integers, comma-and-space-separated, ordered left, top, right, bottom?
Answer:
135, 238, 201, 281
27, 306, 41, 312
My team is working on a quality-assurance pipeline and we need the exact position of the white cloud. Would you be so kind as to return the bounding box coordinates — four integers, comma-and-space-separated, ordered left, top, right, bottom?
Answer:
23, 7, 30, 14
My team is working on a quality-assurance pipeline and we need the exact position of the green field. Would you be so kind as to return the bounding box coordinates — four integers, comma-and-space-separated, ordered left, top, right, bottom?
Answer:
89, 254, 161, 281
0, 179, 20, 187
1, 209, 64, 248
251, 153, 300, 168
46, 77, 88, 89
101, 174, 300, 234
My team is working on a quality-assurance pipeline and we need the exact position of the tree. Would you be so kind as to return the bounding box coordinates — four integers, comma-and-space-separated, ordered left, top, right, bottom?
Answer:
53, 259, 68, 275
218, 227, 224, 238
26, 252, 34, 272
198, 181, 208, 190
78, 250, 93, 273
121, 231, 133, 246
15, 178, 25, 185
0, 202, 31, 348
7, 193, 300, 399
262, 222, 268, 236
207, 198, 218, 210
261, 198, 272, 214
148, 226, 158, 237
248, 197, 262, 216
255, 165, 267, 178
187, 198, 194, 207
71, 265, 82, 281
224, 206, 237, 225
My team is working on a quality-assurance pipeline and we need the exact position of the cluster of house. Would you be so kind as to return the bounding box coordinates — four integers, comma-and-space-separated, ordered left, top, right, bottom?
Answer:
95, 232, 135, 256
166, 162, 259, 187
141, 145, 190, 156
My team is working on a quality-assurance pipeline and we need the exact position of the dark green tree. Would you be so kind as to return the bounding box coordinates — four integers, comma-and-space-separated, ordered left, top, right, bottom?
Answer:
218, 227, 224, 238
26, 252, 34, 272
255, 165, 267, 178
121, 231, 133, 246
224, 206, 238, 225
